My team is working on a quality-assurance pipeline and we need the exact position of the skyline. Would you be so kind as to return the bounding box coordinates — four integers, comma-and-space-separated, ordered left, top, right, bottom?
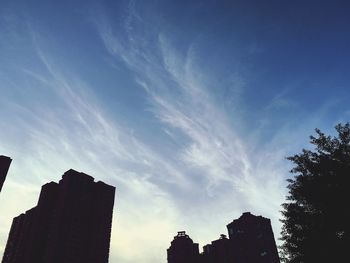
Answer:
1, 1, 350, 262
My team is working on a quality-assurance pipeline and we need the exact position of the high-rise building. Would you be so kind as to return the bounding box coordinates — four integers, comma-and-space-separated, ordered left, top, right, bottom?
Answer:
167, 231, 200, 263
2, 169, 116, 263
0, 155, 12, 192
226, 212, 280, 263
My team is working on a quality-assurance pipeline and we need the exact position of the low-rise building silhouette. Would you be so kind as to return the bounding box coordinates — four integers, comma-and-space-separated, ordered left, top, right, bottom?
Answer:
168, 212, 280, 263
202, 234, 233, 263
2, 169, 115, 263
0, 155, 12, 192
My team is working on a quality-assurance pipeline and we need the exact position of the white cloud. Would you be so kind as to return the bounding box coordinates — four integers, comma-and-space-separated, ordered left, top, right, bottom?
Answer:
0, 37, 191, 262
94, 5, 290, 258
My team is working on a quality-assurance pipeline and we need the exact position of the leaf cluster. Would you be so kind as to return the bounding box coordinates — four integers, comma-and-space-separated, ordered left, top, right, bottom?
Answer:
280, 123, 350, 263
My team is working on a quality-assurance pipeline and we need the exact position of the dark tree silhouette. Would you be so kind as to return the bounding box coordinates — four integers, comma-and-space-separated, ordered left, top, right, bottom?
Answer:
280, 123, 350, 262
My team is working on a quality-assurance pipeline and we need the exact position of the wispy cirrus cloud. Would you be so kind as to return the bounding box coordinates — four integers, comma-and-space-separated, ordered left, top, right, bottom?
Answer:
0, 27, 191, 262
93, 2, 290, 255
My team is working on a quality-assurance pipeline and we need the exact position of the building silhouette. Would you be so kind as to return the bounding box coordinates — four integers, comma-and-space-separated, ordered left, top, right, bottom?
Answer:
2, 169, 115, 263
201, 234, 234, 263
226, 212, 280, 263
168, 212, 280, 263
0, 155, 12, 192
167, 231, 200, 263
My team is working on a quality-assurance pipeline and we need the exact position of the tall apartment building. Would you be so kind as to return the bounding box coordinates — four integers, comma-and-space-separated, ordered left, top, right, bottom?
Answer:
0, 155, 12, 192
2, 169, 116, 263
226, 212, 280, 263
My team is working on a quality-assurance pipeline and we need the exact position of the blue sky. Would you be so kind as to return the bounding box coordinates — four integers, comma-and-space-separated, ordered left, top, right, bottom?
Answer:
1, 0, 350, 262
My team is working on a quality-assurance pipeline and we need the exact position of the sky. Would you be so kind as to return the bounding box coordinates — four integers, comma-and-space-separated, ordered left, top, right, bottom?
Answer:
1, 0, 350, 262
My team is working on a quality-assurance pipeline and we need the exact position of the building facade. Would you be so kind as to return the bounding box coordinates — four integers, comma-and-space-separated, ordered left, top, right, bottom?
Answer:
0, 155, 12, 192
226, 212, 280, 263
2, 169, 116, 263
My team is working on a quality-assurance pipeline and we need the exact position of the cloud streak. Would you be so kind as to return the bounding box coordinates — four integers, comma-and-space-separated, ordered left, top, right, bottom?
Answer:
0, 27, 190, 263
93, 2, 290, 258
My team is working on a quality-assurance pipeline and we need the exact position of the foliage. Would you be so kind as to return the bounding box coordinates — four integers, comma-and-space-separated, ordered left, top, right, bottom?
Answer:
280, 123, 350, 262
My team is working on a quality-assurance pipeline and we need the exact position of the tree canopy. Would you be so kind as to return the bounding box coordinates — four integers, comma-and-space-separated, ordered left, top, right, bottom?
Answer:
280, 123, 350, 263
